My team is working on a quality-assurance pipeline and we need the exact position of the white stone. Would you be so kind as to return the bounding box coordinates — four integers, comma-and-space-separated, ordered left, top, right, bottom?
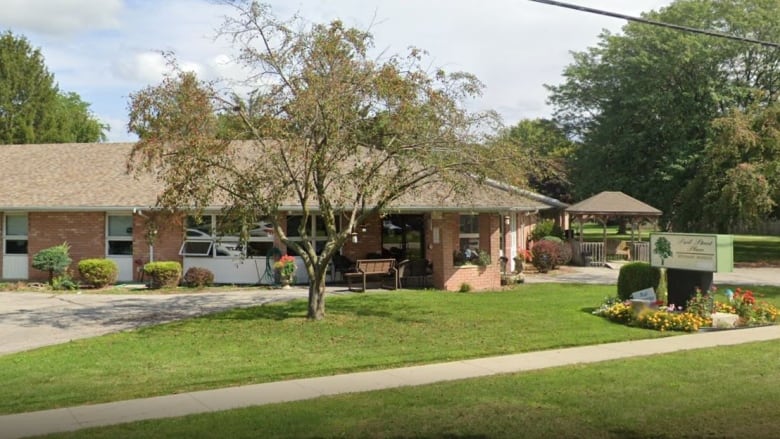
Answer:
711, 312, 739, 329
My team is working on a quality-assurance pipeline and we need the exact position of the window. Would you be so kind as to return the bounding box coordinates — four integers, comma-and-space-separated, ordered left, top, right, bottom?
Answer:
459, 214, 479, 252
107, 215, 133, 256
454, 214, 480, 265
381, 214, 425, 260
285, 215, 335, 256
4, 214, 28, 255
180, 215, 272, 258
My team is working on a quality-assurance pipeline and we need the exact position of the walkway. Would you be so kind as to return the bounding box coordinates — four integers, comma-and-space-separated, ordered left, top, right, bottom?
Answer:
2, 325, 780, 438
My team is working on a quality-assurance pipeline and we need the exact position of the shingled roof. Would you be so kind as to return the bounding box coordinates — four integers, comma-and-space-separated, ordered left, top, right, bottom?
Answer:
0, 143, 158, 210
566, 191, 661, 217
0, 142, 562, 213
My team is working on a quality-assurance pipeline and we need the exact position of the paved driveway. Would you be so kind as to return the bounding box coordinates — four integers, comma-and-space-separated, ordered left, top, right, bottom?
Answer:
0, 288, 340, 356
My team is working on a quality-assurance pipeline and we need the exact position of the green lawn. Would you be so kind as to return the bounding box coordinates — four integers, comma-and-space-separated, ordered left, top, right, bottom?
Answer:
5, 284, 780, 437
0, 284, 673, 415
46, 340, 780, 439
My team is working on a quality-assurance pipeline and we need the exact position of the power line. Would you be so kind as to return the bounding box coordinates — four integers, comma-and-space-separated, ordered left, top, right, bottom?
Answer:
529, 0, 780, 49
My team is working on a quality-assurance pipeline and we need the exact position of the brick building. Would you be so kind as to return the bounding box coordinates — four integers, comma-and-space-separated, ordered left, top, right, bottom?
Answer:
0, 143, 566, 291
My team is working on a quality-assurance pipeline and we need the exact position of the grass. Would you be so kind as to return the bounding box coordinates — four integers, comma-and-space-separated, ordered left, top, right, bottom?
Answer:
1, 284, 677, 415
46, 340, 780, 438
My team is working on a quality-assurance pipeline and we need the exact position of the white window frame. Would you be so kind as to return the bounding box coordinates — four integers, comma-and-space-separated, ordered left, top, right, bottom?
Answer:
180, 214, 271, 258
4, 214, 28, 255
106, 215, 134, 256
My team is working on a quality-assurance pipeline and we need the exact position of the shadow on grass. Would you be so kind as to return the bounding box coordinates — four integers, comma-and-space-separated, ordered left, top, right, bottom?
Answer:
205, 292, 434, 324
210, 300, 309, 321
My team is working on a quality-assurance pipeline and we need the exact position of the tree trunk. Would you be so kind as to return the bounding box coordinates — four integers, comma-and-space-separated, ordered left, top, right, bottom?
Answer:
307, 268, 328, 320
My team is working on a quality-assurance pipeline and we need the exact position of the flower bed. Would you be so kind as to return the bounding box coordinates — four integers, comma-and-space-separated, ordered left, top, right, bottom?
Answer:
593, 287, 778, 332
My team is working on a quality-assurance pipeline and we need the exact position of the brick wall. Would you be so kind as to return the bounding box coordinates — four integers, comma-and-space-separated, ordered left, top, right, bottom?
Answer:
27, 212, 106, 281
431, 213, 501, 292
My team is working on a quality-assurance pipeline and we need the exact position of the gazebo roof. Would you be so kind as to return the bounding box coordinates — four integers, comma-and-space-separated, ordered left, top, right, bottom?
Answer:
566, 191, 662, 217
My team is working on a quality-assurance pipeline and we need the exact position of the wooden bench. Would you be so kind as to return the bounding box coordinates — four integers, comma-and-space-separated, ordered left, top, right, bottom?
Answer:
345, 258, 398, 292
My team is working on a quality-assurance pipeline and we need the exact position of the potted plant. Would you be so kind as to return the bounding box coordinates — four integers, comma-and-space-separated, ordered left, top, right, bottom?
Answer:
274, 255, 297, 288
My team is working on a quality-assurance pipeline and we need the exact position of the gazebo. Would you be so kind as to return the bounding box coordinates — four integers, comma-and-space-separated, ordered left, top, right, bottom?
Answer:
566, 191, 662, 265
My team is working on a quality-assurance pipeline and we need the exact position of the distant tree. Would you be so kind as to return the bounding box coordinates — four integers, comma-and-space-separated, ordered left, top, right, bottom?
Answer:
546, 0, 780, 226
127, 2, 494, 320
674, 103, 779, 232
0, 31, 107, 144
494, 119, 575, 203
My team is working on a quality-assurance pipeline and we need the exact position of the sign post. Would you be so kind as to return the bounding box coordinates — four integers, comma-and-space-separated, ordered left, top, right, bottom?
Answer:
649, 233, 733, 308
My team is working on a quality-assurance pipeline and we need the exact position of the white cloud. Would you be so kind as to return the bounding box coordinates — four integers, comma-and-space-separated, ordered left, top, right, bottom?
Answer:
0, 0, 122, 36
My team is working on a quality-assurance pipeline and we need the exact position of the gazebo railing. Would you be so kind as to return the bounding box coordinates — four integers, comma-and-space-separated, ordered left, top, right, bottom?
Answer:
571, 240, 649, 266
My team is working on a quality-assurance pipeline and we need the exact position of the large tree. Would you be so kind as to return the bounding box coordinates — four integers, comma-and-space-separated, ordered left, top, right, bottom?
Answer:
127, 2, 494, 320
547, 0, 780, 229
492, 119, 575, 203
675, 103, 780, 232
0, 31, 107, 144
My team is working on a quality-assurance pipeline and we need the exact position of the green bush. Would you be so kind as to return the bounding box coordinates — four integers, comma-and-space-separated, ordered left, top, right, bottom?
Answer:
617, 262, 661, 301
531, 240, 559, 273
52, 274, 78, 291
143, 261, 182, 289
32, 243, 72, 284
78, 258, 119, 288
183, 267, 215, 288
530, 219, 563, 241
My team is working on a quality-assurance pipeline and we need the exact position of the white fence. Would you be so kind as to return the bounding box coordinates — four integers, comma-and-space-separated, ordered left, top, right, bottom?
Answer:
570, 240, 650, 266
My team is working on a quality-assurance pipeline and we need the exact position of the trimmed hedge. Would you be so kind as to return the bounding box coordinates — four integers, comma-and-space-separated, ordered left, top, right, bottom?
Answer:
617, 262, 661, 301
183, 267, 215, 288
143, 261, 182, 289
77, 258, 119, 288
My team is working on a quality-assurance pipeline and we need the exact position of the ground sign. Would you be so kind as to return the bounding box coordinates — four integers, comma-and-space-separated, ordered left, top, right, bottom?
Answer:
649, 233, 733, 273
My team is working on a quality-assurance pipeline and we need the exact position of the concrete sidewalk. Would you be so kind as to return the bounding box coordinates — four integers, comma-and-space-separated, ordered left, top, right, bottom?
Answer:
2, 324, 779, 439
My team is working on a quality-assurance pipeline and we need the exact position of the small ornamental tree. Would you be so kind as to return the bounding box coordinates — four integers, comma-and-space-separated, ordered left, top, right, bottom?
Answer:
127, 2, 496, 320
32, 243, 72, 284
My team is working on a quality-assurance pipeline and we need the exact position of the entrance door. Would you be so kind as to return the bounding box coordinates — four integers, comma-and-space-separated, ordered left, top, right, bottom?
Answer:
106, 215, 134, 282
381, 214, 425, 260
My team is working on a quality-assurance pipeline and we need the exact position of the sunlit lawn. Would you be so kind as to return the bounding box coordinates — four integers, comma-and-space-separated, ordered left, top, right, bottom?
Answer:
47, 340, 780, 439
1, 284, 674, 415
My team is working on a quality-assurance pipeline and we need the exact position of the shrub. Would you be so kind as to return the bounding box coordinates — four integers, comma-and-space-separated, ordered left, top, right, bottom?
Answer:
52, 273, 78, 291
530, 219, 563, 241
78, 258, 119, 288
531, 240, 559, 273
459, 283, 472, 293
32, 243, 72, 284
143, 261, 182, 289
541, 236, 572, 266
184, 267, 215, 288
617, 262, 661, 301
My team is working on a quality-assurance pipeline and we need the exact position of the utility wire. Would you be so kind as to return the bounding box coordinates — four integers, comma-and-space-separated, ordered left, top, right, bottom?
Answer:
529, 0, 780, 49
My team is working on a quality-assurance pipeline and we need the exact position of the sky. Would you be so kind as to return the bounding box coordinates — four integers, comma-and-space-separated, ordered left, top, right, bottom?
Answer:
0, 0, 674, 142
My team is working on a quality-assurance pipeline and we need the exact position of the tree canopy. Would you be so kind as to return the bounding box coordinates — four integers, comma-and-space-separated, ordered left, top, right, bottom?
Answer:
127, 2, 495, 319
547, 0, 780, 231
0, 31, 107, 144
